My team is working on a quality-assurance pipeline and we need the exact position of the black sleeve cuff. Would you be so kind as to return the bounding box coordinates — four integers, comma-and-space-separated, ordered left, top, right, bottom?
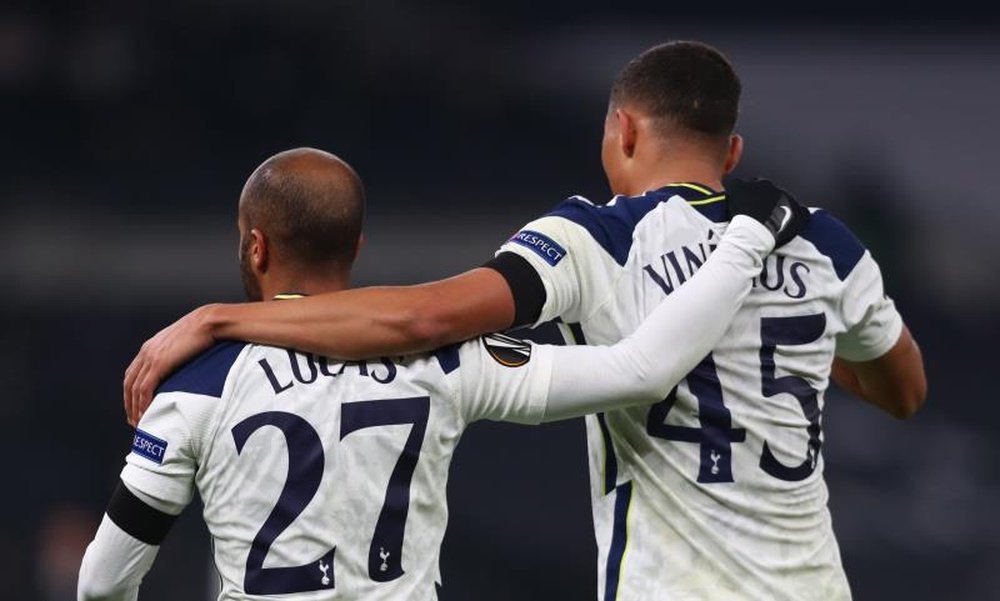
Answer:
106, 480, 178, 545
482, 252, 547, 328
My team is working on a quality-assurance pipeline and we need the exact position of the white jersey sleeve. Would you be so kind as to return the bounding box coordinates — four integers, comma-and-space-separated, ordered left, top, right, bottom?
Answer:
451, 335, 556, 425
120, 341, 246, 511
119, 388, 217, 512
497, 198, 623, 326
78, 515, 157, 601
835, 251, 904, 361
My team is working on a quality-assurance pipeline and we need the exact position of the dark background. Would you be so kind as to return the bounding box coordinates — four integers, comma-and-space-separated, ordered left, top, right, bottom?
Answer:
3, 2, 998, 599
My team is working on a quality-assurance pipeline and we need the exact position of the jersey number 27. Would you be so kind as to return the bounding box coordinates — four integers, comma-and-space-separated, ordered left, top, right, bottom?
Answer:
231, 396, 429, 595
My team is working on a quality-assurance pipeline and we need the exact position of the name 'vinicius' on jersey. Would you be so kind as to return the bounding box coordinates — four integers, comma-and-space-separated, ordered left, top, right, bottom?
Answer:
498, 182, 903, 601
642, 228, 812, 301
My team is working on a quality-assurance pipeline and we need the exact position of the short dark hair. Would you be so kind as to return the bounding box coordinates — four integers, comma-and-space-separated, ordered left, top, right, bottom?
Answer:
240, 148, 365, 268
610, 41, 741, 139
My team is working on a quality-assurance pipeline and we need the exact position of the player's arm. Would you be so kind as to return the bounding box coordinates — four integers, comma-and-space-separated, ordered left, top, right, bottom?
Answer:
831, 325, 926, 419
77, 484, 181, 601
216, 267, 519, 355
81, 392, 202, 598
826, 215, 928, 419
124, 267, 521, 424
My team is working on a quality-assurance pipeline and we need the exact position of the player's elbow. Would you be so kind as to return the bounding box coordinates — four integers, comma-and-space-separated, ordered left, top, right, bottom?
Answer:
889, 378, 927, 420
77, 562, 124, 601
78, 581, 117, 601
623, 348, 676, 404
888, 334, 928, 420
395, 304, 455, 352
402, 290, 492, 351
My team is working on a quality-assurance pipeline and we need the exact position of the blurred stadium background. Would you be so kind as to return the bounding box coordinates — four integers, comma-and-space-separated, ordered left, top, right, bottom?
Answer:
3, 1, 998, 599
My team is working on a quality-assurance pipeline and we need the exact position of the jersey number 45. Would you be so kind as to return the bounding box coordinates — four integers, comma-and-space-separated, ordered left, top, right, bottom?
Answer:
647, 313, 826, 483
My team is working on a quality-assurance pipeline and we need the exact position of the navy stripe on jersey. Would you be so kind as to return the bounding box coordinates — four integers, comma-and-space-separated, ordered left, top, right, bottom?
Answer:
597, 412, 618, 495
546, 184, 725, 266
603, 481, 633, 601
799, 210, 866, 280
688, 197, 728, 223
508, 319, 570, 346
432, 343, 461, 374
157, 341, 247, 398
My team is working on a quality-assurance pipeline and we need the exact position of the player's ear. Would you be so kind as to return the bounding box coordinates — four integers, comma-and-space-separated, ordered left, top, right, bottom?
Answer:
723, 134, 743, 174
250, 228, 268, 273
353, 233, 365, 262
616, 108, 638, 159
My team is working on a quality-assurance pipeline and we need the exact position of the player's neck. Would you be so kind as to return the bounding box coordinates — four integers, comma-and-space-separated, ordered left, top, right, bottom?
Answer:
627, 155, 725, 196
624, 140, 724, 196
260, 269, 352, 299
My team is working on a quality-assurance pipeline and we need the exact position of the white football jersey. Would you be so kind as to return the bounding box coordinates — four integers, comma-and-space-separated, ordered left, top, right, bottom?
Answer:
122, 334, 555, 600
498, 183, 902, 601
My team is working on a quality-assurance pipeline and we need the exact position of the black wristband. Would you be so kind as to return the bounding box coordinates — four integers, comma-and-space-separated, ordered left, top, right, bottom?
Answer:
106, 479, 178, 545
482, 252, 547, 328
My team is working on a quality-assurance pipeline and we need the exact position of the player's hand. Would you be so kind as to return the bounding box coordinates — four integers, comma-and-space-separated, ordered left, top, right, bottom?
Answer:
726, 178, 810, 247
123, 305, 217, 426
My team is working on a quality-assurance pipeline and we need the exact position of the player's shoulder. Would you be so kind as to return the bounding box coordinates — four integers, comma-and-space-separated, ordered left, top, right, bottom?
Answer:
534, 184, 724, 265
797, 208, 869, 281
534, 193, 648, 267
156, 340, 250, 398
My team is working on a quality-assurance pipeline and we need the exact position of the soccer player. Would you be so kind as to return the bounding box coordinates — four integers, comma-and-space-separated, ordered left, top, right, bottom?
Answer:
123, 42, 927, 600
81, 148, 803, 600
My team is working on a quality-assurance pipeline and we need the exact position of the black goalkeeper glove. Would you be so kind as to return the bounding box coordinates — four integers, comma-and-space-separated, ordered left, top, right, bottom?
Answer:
725, 178, 810, 248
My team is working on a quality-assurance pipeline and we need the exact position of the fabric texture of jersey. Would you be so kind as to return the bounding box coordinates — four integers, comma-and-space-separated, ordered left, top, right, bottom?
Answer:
497, 183, 902, 601
121, 337, 554, 600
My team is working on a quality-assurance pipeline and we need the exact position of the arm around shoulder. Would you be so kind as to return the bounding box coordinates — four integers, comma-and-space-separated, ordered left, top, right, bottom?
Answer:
207, 267, 515, 358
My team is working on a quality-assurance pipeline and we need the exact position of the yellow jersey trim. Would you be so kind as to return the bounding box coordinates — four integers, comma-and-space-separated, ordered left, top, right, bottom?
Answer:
686, 194, 726, 206
671, 182, 715, 195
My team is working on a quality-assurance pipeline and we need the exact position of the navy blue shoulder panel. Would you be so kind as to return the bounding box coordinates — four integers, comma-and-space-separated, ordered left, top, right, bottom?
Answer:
432, 343, 462, 375
546, 186, 726, 266
156, 340, 248, 398
547, 194, 662, 266
799, 210, 867, 281
689, 199, 728, 223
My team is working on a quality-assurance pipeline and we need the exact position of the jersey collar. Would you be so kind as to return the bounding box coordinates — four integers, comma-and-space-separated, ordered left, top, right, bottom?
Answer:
653, 182, 728, 223
667, 182, 721, 196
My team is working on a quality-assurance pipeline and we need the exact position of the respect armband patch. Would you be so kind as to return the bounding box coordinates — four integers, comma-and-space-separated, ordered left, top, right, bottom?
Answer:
131, 429, 168, 464
507, 230, 567, 267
